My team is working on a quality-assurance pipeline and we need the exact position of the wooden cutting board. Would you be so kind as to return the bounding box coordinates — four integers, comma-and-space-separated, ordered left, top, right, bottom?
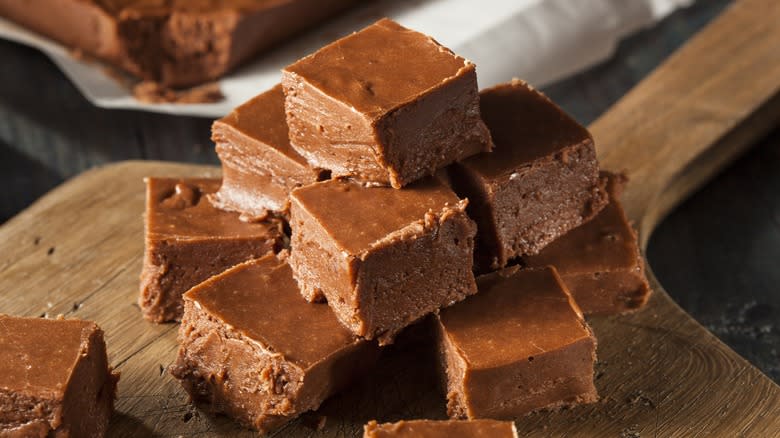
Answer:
1, 0, 779, 436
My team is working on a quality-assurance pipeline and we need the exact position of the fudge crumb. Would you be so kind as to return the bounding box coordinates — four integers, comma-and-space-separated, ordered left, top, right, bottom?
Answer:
626, 390, 656, 408
133, 81, 224, 104
619, 425, 641, 438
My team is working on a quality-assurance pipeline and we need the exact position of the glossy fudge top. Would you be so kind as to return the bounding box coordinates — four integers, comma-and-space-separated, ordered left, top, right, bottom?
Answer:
524, 173, 637, 274
146, 177, 280, 239
184, 255, 361, 368
284, 18, 471, 119
214, 84, 307, 167
0, 315, 97, 396
464, 80, 592, 179
290, 177, 461, 255
364, 419, 517, 437
439, 266, 590, 369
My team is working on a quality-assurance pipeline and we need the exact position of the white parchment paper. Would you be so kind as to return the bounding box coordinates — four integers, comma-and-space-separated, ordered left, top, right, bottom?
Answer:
0, 0, 691, 117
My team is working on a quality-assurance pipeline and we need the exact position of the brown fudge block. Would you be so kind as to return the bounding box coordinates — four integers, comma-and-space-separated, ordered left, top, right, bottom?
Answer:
139, 177, 284, 323
0, 0, 357, 88
0, 315, 119, 437
523, 173, 651, 315
171, 254, 378, 434
210, 84, 327, 219
282, 18, 492, 188
364, 419, 517, 437
448, 79, 607, 271
435, 266, 597, 419
289, 177, 477, 345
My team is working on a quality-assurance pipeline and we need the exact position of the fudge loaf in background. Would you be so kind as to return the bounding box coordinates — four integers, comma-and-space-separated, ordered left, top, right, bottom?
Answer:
0, 0, 357, 87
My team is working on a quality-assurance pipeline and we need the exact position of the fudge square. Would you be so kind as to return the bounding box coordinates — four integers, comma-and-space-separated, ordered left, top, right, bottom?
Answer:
282, 18, 493, 189
0, 315, 119, 437
448, 79, 607, 271
435, 266, 597, 419
289, 177, 477, 344
364, 419, 517, 437
171, 254, 378, 434
139, 177, 284, 323
210, 84, 328, 219
524, 172, 651, 315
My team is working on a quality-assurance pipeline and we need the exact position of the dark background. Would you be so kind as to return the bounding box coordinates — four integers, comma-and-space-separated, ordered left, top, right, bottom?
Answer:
0, 0, 777, 383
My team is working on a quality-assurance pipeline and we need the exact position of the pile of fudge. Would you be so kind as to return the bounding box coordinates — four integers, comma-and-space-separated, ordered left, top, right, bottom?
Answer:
139, 18, 651, 435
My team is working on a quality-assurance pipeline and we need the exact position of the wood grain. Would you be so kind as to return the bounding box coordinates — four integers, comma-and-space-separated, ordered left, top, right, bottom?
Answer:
0, 0, 779, 436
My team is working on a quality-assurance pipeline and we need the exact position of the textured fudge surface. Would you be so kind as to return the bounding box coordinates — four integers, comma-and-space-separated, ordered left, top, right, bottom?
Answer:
449, 79, 606, 270
211, 84, 325, 218
0, 315, 118, 438
289, 177, 477, 344
364, 419, 517, 437
283, 18, 492, 188
139, 177, 283, 323
436, 266, 597, 419
0, 0, 356, 87
171, 255, 377, 434
524, 172, 651, 314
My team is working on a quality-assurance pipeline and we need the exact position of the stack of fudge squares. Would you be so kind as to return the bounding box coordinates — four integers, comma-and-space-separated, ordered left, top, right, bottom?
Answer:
138, 18, 651, 435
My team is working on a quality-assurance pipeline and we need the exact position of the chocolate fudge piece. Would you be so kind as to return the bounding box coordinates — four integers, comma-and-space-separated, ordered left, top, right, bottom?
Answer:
0, 0, 357, 88
523, 173, 651, 315
0, 315, 119, 437
448, 79, 607, 271
282, 18, 492, 188
139, 177, 284, 323
210, 84, 327, 219
364, 419, 517, 437
289, 177, 477, 345
171, 255, 378, 434
435, 266, 597, 419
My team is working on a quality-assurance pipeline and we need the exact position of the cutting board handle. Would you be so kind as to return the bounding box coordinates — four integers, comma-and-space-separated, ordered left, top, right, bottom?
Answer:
589, 0, 780, 244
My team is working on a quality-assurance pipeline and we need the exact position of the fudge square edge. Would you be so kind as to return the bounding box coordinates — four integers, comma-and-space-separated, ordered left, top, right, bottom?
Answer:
435, 266, 598, 419
363, 419, 518, 437
289, 177, 478, 345
171, 254, 378, 434
448, 79, 607, 271
0, 315, 119, 437
210, 84, 327, 220
140, 177, 284, 323
523, 172, 651, 315
282, 18, 493, 189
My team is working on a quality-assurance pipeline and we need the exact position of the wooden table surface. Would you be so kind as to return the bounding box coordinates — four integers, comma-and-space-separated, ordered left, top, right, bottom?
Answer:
0, 0, 777, 396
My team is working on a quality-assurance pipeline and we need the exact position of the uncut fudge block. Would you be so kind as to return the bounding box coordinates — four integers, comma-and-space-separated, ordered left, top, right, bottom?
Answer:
448, 80, 607, 271
289, 178, 477, 344
0, 0, 357, 88
139, 177, 284, 323
282, 18, 493, 188
171, 255, 378, 434
364, 419, 517, 437
0, 315, 119, 437
210, 84, 327, 219
435, 266, 597, 419
524, 173, 651, 315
